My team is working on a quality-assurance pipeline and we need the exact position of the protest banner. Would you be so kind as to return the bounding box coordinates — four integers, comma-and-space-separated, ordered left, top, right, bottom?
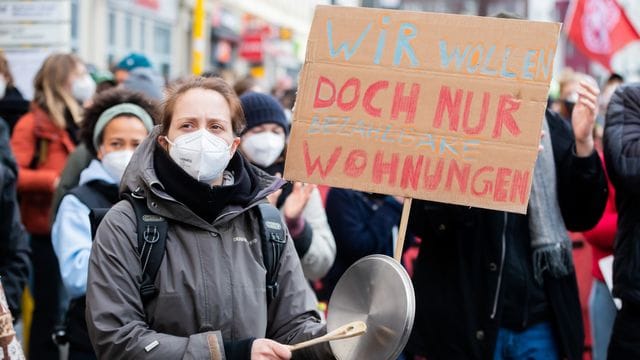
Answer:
285, 5, 561, 217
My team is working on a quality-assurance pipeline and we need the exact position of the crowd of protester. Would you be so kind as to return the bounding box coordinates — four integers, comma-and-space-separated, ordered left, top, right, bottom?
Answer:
0, 47, 638, 360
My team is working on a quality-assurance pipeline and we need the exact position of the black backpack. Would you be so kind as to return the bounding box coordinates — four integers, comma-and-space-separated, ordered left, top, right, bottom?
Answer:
117, 192, 287, 306
59, 188, 286, 352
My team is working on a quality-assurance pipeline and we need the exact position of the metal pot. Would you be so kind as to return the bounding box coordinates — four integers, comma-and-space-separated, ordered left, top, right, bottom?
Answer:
327, 255, 415, 360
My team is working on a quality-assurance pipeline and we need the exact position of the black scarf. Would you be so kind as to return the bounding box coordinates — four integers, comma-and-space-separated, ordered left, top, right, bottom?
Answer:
257, 160, 292, 209
154, 142, 261, 223
64, 107, 80, 144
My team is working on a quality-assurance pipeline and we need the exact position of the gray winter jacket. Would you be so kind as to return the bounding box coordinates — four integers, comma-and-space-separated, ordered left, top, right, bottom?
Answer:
85, 127, 332, 359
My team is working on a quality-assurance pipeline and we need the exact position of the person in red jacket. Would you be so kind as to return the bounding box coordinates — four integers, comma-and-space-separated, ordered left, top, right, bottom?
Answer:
583, 155, 617, 360
10, 53, 88, 359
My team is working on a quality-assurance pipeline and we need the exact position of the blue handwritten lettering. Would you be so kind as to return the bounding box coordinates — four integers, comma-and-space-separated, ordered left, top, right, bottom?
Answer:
327, 19, 372, 60
439, 40, 469, 71
394, 23, 419, 67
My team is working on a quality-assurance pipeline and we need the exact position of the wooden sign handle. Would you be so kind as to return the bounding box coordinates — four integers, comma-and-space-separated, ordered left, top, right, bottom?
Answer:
394, 198, 413, 262
287, 321, 367, 351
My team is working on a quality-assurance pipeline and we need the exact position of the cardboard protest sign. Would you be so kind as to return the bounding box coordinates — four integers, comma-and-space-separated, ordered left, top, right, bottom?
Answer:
284, 5, 561, 214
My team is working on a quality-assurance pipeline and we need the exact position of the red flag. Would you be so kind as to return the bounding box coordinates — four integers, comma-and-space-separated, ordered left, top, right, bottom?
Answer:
565, 0, 640, 70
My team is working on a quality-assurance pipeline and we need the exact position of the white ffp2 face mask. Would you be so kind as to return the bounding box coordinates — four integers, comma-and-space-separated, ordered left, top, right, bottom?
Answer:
241, 132, 285, 168
0, 76, 6, 99
166, 129, 232, 183
72, 74, 96, 103
101, 149, 134, 183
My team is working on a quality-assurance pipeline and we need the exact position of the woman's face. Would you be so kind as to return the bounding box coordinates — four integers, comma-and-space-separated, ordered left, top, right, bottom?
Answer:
66, 61, 88, 93
97, 115, 149, 160
164, 88, 240, 153
242, 123, 285, 138
240, 123, 286, 167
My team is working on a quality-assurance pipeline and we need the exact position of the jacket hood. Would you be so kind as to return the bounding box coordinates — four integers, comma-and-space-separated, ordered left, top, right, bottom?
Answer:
121, 126, 285, 228
79, 159, 117, 186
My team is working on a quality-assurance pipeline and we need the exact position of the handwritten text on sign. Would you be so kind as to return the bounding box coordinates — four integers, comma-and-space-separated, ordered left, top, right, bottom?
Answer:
284, 6, 561, 213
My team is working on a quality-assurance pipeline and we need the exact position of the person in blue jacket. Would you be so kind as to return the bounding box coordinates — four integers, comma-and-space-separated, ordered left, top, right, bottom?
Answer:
52, 88, 158, 360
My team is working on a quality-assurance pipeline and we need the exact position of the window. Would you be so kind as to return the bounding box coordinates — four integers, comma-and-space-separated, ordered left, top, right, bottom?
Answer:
125, 15, 133, 48
108, 12, 116, 46
154, 25, 171, 54
140, 20, 146, 51
71, 0, 78, 40
71, 0, 79, 52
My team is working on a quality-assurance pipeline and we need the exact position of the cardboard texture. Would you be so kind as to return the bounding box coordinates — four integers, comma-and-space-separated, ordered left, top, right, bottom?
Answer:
284, 5, 561, 213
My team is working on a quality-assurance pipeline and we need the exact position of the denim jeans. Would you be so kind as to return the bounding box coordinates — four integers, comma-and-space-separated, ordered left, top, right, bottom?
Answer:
494, 322, 560, 360
589, 280, 617, 360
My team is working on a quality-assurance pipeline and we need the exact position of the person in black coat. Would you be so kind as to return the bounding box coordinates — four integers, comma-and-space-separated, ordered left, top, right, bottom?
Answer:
602, 83, 640, 359
320, 189, 414, 301
406, 81, 607, 360
0, 117, 30, 321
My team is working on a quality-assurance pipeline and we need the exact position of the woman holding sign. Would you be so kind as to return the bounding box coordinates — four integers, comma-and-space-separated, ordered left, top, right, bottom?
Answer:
85, 77, 332, 360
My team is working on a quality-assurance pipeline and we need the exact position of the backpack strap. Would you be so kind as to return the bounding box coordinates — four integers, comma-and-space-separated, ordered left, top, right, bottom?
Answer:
69, 182, 117, 239
257, 202, 286, 306
122, 192, 168, 305
68, 182, 113, 211
88, 208, 110, 239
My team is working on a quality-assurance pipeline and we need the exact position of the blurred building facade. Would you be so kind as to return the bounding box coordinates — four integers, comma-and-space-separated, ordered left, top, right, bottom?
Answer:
1, 0, 330, 96
1, 0, 637, 98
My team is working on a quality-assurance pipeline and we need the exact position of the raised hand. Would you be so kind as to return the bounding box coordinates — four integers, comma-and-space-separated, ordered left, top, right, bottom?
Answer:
571, 80, 600, 157
282, 182, 316, 221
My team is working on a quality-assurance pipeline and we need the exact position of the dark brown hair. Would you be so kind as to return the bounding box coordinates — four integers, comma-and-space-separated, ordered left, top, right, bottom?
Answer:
161, 76, 245, 136
0, 51, 14, 86
81, 88, 160, 157
33, 53, 83, 129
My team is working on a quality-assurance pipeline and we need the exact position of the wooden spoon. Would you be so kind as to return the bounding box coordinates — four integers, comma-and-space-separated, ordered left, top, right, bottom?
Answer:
287, 321, 367, 352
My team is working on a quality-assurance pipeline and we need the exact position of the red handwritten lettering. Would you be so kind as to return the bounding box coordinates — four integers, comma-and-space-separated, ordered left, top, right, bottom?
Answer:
471, 166, 494, 196
343, 149, 367, 178
423, 158, 445, 190
400, 155, 424, 191
433, 85, 463, 131
303, 141, 342, 179
372, 151, 399, 186
493, 167, 512, 202
363, 80, 389, 117
463, 92, 490, 135
391, 82, 420, 124
313, 76, 336, 108
492, 95, 521, 138
444, 159, 471, 193
337, 78, 361, 111
510, 169, 530, 204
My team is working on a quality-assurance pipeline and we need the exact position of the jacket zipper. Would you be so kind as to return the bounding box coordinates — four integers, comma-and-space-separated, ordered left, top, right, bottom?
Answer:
491, 213, 507, 319
213, 198, 271, 224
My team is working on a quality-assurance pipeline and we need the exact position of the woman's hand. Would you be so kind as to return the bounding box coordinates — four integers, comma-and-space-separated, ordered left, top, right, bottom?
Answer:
282, 182, 316, 221
572, 80, 600, 157
251, 339, 292, 360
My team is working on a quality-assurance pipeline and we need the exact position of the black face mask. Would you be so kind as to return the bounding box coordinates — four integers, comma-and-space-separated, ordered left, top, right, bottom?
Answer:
563, 100, 575, 118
